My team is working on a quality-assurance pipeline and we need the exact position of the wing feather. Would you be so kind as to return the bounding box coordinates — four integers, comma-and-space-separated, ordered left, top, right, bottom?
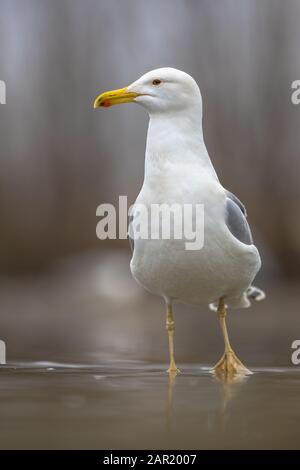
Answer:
225, 191, 253, 245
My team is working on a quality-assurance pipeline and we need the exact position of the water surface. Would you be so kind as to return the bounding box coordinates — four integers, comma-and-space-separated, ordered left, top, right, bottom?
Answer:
0, 361, 299, 449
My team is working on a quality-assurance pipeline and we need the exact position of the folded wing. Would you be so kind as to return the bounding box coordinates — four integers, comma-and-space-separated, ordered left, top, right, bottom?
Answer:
225, 190, 253, 245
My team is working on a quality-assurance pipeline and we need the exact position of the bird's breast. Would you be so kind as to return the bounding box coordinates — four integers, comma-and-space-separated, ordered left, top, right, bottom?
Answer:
130, 169, 259, 304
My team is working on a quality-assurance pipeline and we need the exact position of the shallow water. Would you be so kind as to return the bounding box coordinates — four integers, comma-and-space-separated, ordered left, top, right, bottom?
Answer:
0, 361, 299, 449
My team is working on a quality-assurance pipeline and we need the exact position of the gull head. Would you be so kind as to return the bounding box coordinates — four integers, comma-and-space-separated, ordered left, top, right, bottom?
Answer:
93, 68, 202, 115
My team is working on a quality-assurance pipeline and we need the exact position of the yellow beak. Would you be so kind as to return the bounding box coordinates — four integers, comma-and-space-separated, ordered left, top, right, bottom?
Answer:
93, 87, 139, 108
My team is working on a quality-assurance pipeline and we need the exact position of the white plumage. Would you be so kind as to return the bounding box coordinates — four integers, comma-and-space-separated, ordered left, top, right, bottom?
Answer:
129, 68, 262, 309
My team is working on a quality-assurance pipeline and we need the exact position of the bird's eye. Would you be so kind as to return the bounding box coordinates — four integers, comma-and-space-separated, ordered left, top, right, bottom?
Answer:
152, 79, 161, 86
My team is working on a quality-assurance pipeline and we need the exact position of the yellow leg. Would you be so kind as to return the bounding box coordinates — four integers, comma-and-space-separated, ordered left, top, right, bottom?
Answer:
213, 298, 251, 378
166, 304, 180, 374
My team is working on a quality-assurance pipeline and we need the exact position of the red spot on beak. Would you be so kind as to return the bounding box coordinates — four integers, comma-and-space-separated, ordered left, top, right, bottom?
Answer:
102, 100, 111, 108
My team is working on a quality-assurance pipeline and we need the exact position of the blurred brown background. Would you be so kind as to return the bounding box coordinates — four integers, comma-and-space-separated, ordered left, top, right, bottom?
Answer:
0, 0, 300, 366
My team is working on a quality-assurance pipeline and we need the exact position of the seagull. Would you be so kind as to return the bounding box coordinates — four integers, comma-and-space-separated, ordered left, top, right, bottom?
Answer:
94, 68, 265, 378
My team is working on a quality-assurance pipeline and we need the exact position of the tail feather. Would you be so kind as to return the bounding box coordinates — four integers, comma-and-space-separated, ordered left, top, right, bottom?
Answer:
246, 285, 266, 302
209, 285, 266, 311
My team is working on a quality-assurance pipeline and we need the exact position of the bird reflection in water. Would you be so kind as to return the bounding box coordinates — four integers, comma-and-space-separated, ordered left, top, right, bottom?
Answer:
165, 367, 250, 433
213, 367, 251, 414
166, 370, 177, 431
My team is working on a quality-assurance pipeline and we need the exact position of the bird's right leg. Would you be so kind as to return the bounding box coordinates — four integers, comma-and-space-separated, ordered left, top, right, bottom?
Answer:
166, 303, 180, 374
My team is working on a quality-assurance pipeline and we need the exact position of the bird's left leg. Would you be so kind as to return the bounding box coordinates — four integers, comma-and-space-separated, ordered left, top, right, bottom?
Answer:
213, 298, 251, 378
166, 303, 180, 374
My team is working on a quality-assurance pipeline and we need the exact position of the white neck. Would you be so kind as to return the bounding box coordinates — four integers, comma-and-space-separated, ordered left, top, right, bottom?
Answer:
144, 106, 218, 180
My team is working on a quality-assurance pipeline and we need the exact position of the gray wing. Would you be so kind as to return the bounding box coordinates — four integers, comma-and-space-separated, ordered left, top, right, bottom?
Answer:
129, 234, 134, 252
225, 190, 253, 245
128, 215, 134, 252
225, 190, 247, 216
